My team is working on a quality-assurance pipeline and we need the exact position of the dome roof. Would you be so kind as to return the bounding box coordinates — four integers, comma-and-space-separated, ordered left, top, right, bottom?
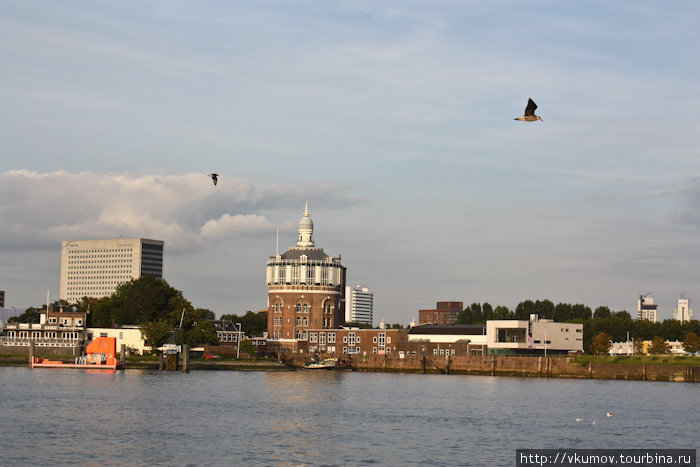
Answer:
299, 215, 313, 230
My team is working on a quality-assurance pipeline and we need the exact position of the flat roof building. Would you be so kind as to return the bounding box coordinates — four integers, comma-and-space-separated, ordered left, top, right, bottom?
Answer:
345, 285, 373, 325
60, 238, 164, 302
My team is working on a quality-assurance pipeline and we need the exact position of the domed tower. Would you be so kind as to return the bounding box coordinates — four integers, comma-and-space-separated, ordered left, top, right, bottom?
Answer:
266, 204, 346, 351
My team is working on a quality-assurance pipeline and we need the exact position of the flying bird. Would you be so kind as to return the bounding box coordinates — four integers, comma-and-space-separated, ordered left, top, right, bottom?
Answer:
208, 173, 219, 186
576, 418, 584, 422
606, 413, 613, 417
514, 98, 543, 122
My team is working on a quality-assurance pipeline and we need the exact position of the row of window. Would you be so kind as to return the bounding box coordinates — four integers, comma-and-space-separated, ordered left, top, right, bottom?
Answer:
5, 331, 81, 340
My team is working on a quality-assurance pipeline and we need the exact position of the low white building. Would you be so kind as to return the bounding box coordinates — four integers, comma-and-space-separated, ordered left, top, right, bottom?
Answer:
86, 326, 151, 355
486, 316, 583, 355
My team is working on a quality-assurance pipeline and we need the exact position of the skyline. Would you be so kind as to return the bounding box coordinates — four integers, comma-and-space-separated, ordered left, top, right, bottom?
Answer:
1, 1, 699, 322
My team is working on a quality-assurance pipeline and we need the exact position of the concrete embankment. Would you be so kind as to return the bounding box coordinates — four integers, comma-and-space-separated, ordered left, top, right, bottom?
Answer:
280, 354, 700, 382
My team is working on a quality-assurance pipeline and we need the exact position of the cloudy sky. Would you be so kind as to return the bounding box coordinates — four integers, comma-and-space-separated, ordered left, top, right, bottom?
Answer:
1, 1, 698, 323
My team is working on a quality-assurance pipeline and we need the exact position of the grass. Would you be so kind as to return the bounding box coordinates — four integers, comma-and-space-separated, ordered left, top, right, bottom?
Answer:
572, 354, 700, 366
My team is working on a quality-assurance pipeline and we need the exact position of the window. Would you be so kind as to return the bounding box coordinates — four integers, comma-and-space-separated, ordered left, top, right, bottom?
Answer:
328, 333, 336, 343
303, 304, 309, 313
433, 349, 438, 356
295, 304, 302, 313
343, 346, 347, 354
343, 336, 347, 343
373, 337, 377, 343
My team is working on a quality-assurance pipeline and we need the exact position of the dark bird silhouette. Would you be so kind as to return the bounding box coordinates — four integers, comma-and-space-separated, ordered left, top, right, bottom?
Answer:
514, 98, 543, 122
208, 173, 219, 186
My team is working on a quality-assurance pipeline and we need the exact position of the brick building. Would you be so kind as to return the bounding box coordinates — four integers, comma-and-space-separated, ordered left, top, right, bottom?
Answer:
298, 327, 408, 356
418, 301, 463, 325
266, 205, 346, 352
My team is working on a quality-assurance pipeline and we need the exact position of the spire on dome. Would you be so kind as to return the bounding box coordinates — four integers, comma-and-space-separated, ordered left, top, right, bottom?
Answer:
297, 203, 314, 247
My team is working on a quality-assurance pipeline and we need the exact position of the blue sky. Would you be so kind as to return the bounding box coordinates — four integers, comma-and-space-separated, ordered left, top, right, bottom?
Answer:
1, 1, 698, 323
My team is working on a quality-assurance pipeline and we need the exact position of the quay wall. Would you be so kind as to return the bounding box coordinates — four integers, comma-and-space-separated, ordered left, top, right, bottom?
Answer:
280, 353, 700, 382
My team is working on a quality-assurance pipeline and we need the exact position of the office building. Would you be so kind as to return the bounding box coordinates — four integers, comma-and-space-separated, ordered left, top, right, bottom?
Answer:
266, 205, 346, 351
637, 295, 658, 322
673, 295, 693, 323
60, 238, 164, 302
345, 285, 373, 325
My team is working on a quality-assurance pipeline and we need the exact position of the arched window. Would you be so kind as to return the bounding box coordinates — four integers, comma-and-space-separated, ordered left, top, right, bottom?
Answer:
303, 304, 310, 313
302, 317, 308, 326
295, 304, 302, 313
296, 317, 301, 326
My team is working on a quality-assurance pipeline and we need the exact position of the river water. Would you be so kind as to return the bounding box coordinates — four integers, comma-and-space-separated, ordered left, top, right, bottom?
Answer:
0, 367, 697, 466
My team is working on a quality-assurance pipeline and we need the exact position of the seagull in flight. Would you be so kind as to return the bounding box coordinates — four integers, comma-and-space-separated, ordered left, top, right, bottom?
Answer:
514, 98, 543, 122
208, 173, 219, 186
606, 413, 613, 417
576, 418, 584, 422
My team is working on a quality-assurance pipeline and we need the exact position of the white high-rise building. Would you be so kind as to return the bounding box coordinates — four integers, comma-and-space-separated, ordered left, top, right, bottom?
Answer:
60, 238, 164, 302
673, 295, 693, 323
637, 295, 658, 322
345, 285, 373, 325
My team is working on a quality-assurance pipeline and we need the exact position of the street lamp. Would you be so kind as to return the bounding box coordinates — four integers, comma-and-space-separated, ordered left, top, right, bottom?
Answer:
236, 322, 242, 359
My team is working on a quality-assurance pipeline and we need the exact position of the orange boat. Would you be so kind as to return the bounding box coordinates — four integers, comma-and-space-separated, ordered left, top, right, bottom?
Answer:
32, 336, 119, 370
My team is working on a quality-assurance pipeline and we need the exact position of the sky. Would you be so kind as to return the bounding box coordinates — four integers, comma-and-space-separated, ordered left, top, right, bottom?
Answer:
1, 1, 699, 323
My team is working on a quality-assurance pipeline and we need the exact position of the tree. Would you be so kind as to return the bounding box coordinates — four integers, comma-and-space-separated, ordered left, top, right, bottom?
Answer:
593, 306, 611, 319
239, 338, 257, 356
514, 300, 535, 320
633, 337, 645, 355
176, 320, 219, 346
535, 299, 554, 320
682, 332, 700, 355
91, 276, 188, 326
614, 310, 632, 320
141, 319, 173, 350
220, 311, 268, 336
647, 336, 670, 355
590, 332, 612, 355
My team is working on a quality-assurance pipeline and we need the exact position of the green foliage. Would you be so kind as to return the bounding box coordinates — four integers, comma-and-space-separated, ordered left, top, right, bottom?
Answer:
633, 337, 645, 355
141, 319, 173, 349
220, 311, 268, 336
7, 307, 41, 324
593, 306, 611, 319
176, 320, 219, 347
90, 276, 189, 326
239, 338, 257, 355
682, 332, 700, 354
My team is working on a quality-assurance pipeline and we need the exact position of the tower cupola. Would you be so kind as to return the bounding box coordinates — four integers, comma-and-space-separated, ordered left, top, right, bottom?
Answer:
297, 202, 314, 247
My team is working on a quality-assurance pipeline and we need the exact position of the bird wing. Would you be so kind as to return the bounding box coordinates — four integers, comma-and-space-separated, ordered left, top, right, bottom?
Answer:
525, 98, 538, 116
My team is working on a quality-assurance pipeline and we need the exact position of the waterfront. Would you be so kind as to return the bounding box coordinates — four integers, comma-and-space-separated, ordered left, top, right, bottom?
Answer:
1, 368, 697, 466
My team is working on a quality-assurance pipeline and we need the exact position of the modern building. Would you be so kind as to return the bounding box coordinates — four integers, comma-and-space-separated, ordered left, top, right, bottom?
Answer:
418, 301, 463, 325
637, 295, 658, 322
60, 238, 164, 302
486, 315, 583, 355
673, 294, 693, 323
345, 285, 373, 325
266, 204, 346, 352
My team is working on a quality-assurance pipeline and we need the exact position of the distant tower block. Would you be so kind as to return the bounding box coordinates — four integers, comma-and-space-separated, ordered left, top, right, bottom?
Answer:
345, 285, 374, 325
266, 205, 346, 351
637, 294, 658, 323
673, 292, 693, 323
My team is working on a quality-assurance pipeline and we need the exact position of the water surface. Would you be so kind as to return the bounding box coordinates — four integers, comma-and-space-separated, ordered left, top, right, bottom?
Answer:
1, 367, 697, 466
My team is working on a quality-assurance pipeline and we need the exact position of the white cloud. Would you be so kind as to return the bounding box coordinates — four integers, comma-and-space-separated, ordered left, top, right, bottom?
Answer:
201, 214, 272, 239
0, 169, 354, 252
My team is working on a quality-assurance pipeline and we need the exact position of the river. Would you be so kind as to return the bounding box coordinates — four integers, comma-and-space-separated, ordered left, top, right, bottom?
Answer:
0, 367, 697, 466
